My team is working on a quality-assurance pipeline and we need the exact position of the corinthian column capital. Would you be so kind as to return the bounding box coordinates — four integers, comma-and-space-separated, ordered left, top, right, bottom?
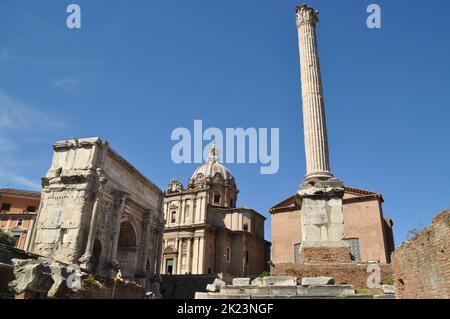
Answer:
296, 4, 319, 27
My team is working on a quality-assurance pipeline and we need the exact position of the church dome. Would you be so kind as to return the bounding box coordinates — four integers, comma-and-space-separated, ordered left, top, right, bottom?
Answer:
190, 144, 234, 183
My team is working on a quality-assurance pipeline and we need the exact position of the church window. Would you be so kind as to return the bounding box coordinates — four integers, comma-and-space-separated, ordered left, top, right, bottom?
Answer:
1, 203, 11, 211
171, 211, 176, 223
17, 218, 24, 227
214, 194, 221, 204
245, 250, 249, 264
243, 223, 249, 232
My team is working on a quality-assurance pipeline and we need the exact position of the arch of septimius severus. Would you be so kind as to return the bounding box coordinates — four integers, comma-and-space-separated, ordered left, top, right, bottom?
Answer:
29, 138, 165, 293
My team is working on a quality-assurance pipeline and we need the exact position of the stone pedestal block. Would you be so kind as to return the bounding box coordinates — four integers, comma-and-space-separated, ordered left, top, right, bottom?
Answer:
232, 278, 251, 286
301, 276, 334, 286
262, 276, 297, 286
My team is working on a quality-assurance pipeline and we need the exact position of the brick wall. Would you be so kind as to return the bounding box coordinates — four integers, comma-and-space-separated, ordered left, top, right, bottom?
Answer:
392, 210, 450, 299
271, 263, 393, 289
160, 274, 216, 299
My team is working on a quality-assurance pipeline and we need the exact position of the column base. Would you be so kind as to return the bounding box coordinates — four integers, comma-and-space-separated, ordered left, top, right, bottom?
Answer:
300, 242, 352, 264
299, 176, 344, 197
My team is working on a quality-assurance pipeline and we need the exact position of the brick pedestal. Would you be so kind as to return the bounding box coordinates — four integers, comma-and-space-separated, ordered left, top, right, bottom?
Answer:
300, 246, 352, 264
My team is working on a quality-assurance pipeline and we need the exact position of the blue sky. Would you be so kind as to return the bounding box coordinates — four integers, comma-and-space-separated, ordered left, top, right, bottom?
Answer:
1, 0, 449, 246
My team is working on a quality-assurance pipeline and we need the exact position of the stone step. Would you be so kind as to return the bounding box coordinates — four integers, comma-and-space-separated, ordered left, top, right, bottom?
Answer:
221, 286, 269, 295
296, 285, 355, 297
197, 293, 373, 299
195, 292, 250, 299
262, 276, 297, 286
374, 294, 396, 299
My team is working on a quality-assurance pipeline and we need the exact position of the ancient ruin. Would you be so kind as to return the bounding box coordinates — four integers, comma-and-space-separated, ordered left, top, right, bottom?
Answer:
12, 137, 165, 297
294, 4, 351, 263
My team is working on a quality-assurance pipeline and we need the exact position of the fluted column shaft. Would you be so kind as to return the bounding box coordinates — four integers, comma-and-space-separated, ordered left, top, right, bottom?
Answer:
109, 194, 128, 266
296, 6, 333, 180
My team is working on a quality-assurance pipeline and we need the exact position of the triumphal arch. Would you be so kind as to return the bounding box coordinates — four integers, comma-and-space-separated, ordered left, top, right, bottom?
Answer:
29, 137, 165, 292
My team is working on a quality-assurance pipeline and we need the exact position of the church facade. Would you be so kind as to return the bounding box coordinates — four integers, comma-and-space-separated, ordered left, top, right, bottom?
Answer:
161, 145, 270, 277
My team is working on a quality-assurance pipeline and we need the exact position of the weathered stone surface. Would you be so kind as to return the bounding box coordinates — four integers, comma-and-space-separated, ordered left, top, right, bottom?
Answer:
206, 284, 217, 292
206, 278, 226, 292
204, 293, 251, 299
221, 286, 268, 295
29, 137, 164, 296
381, 284, 395, 294
342, 295, 373, 299
251, 277, 264, 286
295, 4, 332, 180
9, 259, 54, 294
374, 294, 396, 299
232, 278, 251, 286
195, 292, 209, 299
268, 286, 297, 296
301, 277, 334, 286
262, 276, 297, 286
217, 272, 233, 284
297, 285, 355, 297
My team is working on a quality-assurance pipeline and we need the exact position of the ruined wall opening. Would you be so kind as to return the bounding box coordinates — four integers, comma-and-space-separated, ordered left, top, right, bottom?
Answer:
117, 221, 137, 278
92, 239, 102, 273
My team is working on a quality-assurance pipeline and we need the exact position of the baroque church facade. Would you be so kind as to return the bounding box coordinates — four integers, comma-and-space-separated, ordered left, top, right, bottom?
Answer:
161, 145, 270, 277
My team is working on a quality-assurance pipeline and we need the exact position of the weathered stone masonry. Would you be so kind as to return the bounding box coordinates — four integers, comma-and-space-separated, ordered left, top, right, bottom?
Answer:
28, 138, 165, 294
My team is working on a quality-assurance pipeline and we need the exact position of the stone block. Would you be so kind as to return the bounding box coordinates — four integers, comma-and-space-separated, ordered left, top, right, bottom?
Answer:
381, 284, 395, 294
301, 277, 334, 286
221, 285, 268, 295
297, 285, 355, 297
374, 294, 396, 299
217, 272, 233, 284
268, 286, 297, 296
206, 284, 217, 292
251, 277, 264, 286
207, 293, 251, 299
206, 278, 226, 292
342, 295, 373, 299
195, 292, 209, 299
262, 276, 297, 286
232, 278, 251, 286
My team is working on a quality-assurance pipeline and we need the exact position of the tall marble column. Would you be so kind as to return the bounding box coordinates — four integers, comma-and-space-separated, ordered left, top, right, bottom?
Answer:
296, 5, 333, 181
79, 169, 108, 271
296, 5, 350, 263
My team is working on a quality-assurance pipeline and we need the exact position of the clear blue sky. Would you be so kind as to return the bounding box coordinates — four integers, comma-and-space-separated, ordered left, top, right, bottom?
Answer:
1, 0, 449, 246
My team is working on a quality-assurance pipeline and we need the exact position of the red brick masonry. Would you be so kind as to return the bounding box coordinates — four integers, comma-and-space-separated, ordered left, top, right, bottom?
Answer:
392, 210, 450, 299
271, 263, 393, 289
300, 247, 352, 264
